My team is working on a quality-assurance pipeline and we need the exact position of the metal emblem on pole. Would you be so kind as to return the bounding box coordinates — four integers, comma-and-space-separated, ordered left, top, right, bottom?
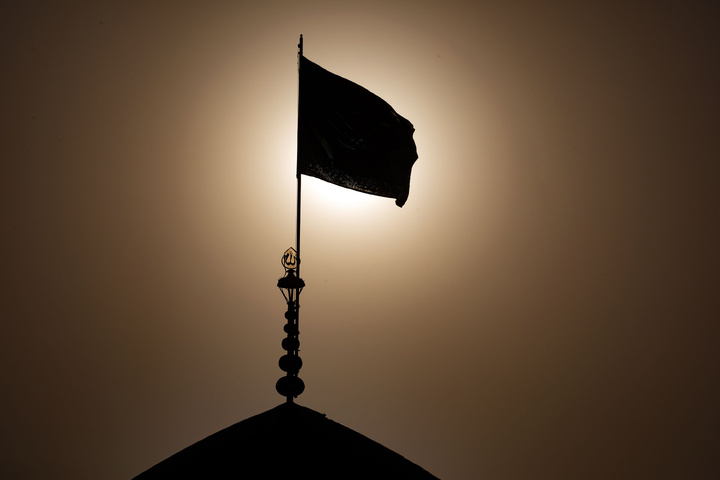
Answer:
281, 247, 299, 269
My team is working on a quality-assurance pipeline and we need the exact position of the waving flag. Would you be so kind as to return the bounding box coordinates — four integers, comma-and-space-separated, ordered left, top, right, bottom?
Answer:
297, 55, 418, 207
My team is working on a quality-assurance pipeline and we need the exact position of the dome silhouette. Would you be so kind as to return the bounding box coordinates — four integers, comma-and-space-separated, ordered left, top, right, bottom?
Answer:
134, 402, 439, 479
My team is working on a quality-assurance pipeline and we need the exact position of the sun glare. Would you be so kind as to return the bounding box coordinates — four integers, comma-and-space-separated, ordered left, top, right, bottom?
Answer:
303, 176, 387, 213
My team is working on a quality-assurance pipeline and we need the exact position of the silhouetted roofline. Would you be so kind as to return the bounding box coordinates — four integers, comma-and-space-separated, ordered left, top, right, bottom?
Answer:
134, 402, 439, 479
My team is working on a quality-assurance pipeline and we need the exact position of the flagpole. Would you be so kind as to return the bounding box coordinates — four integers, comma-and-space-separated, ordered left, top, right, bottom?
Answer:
272, 34, 307, 404
296, 34, 303, 275
294, 33, 303, 391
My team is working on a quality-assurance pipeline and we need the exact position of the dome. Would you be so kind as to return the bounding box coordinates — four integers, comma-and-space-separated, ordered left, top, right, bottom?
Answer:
134, 402, 439, 479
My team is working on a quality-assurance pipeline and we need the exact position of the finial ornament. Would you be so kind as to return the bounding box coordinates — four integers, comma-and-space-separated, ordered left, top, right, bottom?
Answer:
276, 248, 305, 401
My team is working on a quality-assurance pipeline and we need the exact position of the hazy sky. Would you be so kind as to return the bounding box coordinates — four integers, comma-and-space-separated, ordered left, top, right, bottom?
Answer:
2, 1, 719, 479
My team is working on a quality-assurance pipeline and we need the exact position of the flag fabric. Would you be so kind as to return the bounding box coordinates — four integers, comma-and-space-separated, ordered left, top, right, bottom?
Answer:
297, 55, 418, 207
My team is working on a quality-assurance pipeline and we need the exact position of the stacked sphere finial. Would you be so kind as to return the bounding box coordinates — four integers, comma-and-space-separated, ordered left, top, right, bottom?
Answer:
276, 248, 305, 401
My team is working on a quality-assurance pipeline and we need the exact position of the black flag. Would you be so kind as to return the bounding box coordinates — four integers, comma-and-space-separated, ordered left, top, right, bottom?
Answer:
297, 56, 418, 207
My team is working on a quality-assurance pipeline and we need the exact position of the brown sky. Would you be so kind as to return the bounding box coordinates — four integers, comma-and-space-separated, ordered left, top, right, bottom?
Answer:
2, 1, 719, 479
